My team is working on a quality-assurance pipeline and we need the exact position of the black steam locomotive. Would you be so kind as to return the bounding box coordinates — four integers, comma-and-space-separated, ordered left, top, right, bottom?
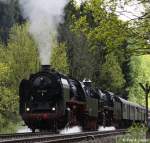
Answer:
19, 65, 146, 132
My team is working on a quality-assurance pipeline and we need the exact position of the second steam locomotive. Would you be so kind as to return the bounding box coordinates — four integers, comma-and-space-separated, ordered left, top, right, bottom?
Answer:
19, 65, 146, 132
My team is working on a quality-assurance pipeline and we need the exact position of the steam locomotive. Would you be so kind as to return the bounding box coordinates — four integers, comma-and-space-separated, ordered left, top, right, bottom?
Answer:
19, 65, 146, 132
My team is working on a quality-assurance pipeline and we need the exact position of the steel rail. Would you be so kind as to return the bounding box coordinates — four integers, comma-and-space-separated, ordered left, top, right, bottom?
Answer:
0, 129, 128, 143
39, 130, 128, 143
0, 132, 54, 141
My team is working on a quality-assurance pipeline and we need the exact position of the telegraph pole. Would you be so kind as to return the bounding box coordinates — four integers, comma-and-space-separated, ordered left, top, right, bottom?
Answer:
139, 82, 150, 126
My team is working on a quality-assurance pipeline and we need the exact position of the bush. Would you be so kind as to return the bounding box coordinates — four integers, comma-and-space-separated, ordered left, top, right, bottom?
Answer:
117, 123, 148, 143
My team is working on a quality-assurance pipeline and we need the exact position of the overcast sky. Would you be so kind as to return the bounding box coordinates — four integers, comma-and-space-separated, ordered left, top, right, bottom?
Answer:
75, 0, 82, 5
116, 0, 144, 21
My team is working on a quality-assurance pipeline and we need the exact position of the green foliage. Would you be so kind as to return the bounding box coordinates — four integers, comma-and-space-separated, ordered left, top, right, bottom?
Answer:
117, 123, 147, 143
7, 24, 39, 88
128, 55, 150, 105
71, 0, 129, 50
60, 0, 128, 93
100, 53, 126, 93
106, 0, 150, 56
0, 23, 39, 133
51, 42, 69, 74
0, 62, 19, 133
0, 63, 17, 114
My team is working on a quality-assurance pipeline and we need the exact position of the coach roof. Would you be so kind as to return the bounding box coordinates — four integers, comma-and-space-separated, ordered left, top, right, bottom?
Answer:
118, 97, 145, 109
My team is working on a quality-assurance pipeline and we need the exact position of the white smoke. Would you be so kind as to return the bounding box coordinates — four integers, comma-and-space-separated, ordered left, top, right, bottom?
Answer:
60, 126, 82, 134
98, 126, 115, 131
19, 0, 68, 65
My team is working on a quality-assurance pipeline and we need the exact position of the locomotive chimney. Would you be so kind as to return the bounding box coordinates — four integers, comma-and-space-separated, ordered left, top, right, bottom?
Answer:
41, 65, 51, 71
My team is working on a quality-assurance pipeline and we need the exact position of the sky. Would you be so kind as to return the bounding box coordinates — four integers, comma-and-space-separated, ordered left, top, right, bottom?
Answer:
75, 0, 83, 5
116, 0, 145, 21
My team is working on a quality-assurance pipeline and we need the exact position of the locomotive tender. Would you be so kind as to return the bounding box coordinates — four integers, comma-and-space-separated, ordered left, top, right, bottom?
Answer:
19, 65, 146, 132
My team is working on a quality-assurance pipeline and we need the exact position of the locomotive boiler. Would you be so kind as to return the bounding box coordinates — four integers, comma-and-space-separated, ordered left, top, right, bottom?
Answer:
19, 65, 146, 132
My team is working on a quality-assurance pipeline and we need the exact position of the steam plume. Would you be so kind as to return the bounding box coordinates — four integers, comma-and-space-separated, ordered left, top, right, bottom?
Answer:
19, 0, 68, 65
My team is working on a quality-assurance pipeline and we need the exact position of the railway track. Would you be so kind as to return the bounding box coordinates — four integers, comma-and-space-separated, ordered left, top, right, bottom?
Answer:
0, 129, 128, 143
0, 132, 55, 141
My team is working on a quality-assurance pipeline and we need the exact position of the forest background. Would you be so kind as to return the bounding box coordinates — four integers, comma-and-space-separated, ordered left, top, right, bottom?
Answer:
0, 0, 149, 133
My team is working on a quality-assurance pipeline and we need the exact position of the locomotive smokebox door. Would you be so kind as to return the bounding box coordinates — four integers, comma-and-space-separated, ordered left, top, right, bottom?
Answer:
86, 96, 98, 117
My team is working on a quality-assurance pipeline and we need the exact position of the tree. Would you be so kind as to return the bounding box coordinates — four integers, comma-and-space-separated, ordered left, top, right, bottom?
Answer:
103, 0, 150, 56
59, 0, 128, 94
51, 42, 69, 74
100, 52, 125, 93
6, 24, 39, 89
128, 55, 150, 105
0, 0, 23, 44
0, 23, 39, 133
0, 55, 19, 133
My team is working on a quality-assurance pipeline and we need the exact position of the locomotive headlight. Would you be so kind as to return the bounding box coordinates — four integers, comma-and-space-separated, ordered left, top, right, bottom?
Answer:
52, 107, 56, 111
26, 108, 30, 111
